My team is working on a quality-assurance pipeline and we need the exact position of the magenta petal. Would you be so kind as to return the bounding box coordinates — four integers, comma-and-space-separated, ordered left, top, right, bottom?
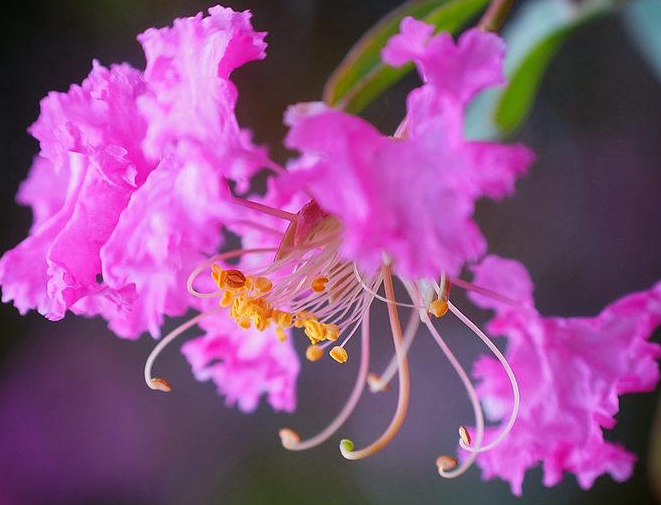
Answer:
138, 6, 269, 190
468, 255, 661, 493
383, 20, 505, 104
181, 314, 299, 413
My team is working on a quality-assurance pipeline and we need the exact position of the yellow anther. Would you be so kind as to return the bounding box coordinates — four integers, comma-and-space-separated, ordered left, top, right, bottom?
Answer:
230, 296, 247, 319
273, 310, 293, 328
429, 298, 449, 318
276, 326, 287, 342
324, 323, 340, 341
224, 269, 247, 289
305, 345, 324, 362
237, 318, 251, 330
330, 346, 348, 363
304, 318, 325, 344
211, 264, 224, 288
458, 426, 471, 446
311, 276, 329, 292
220, 290, 234, 308
294, 311, 314, 328
436, 455, 458, 472
254, 276, 273, 293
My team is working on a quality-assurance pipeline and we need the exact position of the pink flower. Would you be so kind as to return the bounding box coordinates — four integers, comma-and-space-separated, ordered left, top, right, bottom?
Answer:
467, 255, 661, 494
284, 19, 534, 278
0, 7, 268, 339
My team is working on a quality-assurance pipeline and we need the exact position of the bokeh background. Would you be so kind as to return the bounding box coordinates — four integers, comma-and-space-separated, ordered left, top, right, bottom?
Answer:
1, 1, 661, 504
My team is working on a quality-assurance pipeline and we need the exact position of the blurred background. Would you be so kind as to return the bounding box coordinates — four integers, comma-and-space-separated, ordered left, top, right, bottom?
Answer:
1, 0, 661, 504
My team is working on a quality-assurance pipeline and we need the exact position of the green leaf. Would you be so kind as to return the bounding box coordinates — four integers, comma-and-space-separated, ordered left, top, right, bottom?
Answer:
466, 0, 614, 139
323, 0, 490, 114
623, 0, 661, 84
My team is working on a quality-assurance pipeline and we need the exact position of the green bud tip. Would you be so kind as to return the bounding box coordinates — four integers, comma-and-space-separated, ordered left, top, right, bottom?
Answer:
340, 438, 354, 452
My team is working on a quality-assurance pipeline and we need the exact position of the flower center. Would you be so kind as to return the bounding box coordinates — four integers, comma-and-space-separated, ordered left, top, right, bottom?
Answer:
208, 202, 381, 363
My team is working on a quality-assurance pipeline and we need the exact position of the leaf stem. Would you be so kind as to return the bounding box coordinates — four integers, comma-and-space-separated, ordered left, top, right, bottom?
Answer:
477, 0, 517, 32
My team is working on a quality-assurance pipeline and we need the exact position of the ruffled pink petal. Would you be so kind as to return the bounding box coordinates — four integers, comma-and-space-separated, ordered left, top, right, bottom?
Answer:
93, 153, 230, 338
383, 19, 505, 105
16, 156, 68, 231
285, 102, 490, 277
181, 314, 299, 413
138, 6, 269, 191
29, 61, 151, 184
284, 22, 532, 278
467, 255, 661, 494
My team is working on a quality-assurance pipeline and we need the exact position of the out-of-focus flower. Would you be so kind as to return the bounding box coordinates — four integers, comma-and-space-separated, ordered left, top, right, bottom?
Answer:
467, 255, 661, 495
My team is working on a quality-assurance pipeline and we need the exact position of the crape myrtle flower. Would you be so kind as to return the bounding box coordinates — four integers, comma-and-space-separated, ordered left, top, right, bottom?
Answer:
466, 256, 661, 494
0, 7, 298, 413
146, 16, 534, 476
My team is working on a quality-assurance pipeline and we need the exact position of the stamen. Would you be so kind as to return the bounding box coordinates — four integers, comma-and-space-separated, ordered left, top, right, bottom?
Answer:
254, 276, 273, 293
366, 373, 391, 392
311, 276, 329, 292
149, 378, 172, 393
340, 263, 410, 460
144, 309, 220, 392
458, 425, 471, 446
306, 344, 324, 362
436, 455, 458, 472
448, 301, 520, 453
278, 428, 301, 447
187, 247, 279, 298
414, 285, 484, 479
368, 309, 420, 393
232, 196, 297, 221
429, 299, 449, 318
330, 346, 348, 363
279, 313, 371, 451
224, 269, 247, 289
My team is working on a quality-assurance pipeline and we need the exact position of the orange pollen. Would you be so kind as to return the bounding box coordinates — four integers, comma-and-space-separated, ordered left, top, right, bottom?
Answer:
429, 298, 449, 318
311, 276, 329, 292
225, 269, 247, 289
305, 345, 324, 362
330, 346, 348, 363
254, 276, 273, 293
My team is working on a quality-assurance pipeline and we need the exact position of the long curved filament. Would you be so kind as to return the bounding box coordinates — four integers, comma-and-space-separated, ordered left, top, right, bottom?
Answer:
448, 301, 519, 453
339, 262, 410, 460
420, 315, 485, 478
144, 308, 220, 392
279, 312, 371, 451
368, 309, 420, 393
